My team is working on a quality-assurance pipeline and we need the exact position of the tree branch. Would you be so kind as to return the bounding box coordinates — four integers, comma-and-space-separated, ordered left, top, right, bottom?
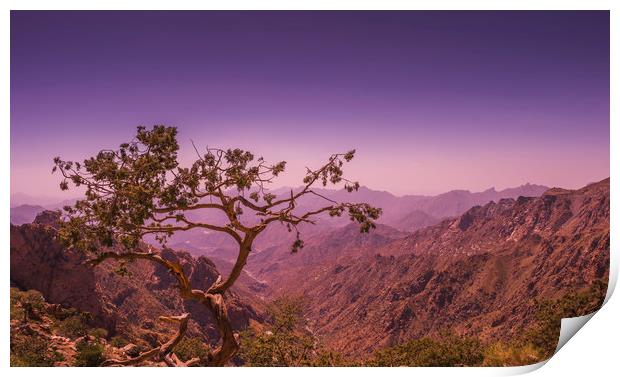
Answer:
101, 313, 192, 367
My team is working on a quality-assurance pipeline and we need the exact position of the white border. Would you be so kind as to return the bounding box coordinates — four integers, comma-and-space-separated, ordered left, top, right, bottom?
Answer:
2, 2, 616, 376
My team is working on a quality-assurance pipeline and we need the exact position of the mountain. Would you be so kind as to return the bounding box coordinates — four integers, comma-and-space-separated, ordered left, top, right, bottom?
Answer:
10, 212, 264, 351
10, 179, 607, 366
10, 184, 547, 244
143, 183, 549, 258
391, 210, 439, 232
247, 223, 409, 297
249, 179, 609, 358
10, 193, 63, 207
303, 183, 549, 226
10, 199, 80, 225
408, 183, 549, 219
10, 204, 46, 225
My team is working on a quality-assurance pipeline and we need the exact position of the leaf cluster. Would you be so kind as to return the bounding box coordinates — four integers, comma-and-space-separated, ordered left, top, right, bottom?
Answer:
53, 125, 382, 255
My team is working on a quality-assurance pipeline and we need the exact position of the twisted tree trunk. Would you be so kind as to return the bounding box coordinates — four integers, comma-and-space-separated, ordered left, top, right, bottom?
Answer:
88, 250, 240, 366
202, 293, 238, 366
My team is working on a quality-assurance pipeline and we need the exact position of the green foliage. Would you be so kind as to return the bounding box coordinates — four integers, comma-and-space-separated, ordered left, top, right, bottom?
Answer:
239, 297, 312, 366
483, 280, 607, 366
312, 350, 356, 367
173, 337, 210, 365
89, 327, 109, 340
55, 315, 89, 339
74, 340, 105, 367
482, 341, 541, 367
110, 335, 129, 348
239, 296, 346, 367
10, 330, 56, 367
10, 288, 45, 321
51, 306, 80, 321
265, 296, 307, 333
523, 280, 606, 360
369, 333, 484, 367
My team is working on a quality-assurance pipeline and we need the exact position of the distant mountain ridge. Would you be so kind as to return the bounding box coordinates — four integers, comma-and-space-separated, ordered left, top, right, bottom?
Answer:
306, 182, 550, 225
10, 200, 79, 225
10, 183, 548, 226
10, 204, 46, 225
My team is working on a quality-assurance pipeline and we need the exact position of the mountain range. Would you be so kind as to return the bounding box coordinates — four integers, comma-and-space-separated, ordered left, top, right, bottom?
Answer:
245, 179, 609, 357
153, 183, 549, 262
9, 179, 608, 365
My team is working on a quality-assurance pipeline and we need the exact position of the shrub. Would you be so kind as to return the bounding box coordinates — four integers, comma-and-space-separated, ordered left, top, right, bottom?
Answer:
89, 328, 108, 340
55, 315, 89, 339
370, 333, 484, 367
74, 340, 105, 367
110, 335, 129, 348
483, 341, 541, 367
10, 331, 55, 367
524, 280, 607, 360
52, 307, 79, 321
311, 350, 353, 367
239, 296, 320, 366
173, 337, 210, 365
482, 280, 609, 366
10, 288, 45, 322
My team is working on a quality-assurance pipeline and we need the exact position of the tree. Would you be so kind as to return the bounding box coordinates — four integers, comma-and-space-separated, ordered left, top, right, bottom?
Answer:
239, 296, 351, 367
53, 125, 381, 366
239, 296, 316, 366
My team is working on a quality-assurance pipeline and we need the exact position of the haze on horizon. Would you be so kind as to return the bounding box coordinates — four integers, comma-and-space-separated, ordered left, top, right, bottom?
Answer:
11, 11, 609, 200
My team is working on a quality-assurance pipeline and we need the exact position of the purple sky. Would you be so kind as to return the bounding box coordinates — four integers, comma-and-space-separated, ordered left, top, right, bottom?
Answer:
11, 11, 609, 199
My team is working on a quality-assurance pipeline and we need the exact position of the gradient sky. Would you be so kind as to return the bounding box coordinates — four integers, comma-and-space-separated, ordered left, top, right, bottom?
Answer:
11, 11, 609, 200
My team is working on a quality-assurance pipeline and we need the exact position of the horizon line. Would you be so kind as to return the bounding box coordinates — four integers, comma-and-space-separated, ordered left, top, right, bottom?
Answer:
10, 177, 610, 207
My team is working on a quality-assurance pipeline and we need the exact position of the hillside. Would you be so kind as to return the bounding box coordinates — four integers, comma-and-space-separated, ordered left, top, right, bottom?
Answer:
9, 180, 606, 366
10, 212, 264, 357
250, 179, 609, 358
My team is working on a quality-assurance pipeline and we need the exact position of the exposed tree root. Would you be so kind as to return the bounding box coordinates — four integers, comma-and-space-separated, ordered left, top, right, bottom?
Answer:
101, 313, 197, 367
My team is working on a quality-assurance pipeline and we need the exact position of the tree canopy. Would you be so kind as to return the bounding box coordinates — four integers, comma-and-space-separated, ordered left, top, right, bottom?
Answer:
54, 125, 380, 254
52, 125, 381, 366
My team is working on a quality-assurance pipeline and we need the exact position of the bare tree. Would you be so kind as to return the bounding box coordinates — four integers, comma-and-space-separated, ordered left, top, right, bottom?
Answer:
53, 125, 381, 366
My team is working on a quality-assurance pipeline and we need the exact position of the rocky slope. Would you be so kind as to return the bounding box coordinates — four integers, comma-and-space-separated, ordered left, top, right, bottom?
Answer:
10, 212, 264, 352
251, 179, 609, 357
11, 287, 129, 366
247, 223, 409, 297
391, 210, 439, 233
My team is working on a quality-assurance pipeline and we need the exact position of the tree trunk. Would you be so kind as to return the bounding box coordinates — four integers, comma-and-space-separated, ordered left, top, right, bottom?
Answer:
203, 293, 239, 366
